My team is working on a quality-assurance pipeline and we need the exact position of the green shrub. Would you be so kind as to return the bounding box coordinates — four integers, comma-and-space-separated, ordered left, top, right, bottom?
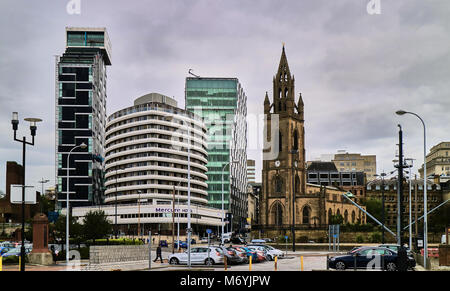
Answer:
56, 247, 90, 260
356, 235, 364, 243
297, 236, 308, 243
2, 255, 29, 265
369, 232, 382, 243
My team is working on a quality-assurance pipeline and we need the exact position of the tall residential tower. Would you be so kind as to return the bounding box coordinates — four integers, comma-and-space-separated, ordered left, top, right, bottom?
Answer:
55, 27, 111, 208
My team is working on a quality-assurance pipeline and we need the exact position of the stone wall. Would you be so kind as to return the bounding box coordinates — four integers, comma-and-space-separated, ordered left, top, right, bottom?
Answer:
89, 245, 150, 264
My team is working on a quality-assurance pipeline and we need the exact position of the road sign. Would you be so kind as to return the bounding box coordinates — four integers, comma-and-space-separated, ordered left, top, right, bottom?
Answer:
285, 236, 288, 240
206, 229, 212, 234
10, 185, 36, 204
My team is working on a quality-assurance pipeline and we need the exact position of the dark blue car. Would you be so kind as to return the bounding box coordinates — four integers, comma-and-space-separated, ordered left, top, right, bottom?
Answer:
328, 246, 416, 271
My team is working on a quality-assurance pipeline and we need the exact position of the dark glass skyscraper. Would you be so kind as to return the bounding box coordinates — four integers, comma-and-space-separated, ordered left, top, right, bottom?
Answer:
55, 27, 111, 208
185, 77, 248, 232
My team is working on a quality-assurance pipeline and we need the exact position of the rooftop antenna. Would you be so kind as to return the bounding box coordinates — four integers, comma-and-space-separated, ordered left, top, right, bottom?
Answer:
188, 69, 200, 78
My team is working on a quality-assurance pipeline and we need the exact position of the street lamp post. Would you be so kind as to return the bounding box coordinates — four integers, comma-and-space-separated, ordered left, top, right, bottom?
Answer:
396, 110, 428, 268
66, 143, 87, 265
11, 112, 42, 272
405, 158, 415, 250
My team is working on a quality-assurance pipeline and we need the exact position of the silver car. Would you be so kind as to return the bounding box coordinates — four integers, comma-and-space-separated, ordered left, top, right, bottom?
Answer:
168, 246, 224, 266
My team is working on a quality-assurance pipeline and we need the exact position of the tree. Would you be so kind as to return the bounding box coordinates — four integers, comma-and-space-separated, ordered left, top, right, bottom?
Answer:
330, 214, 343, 225
365, 198, 383, 226
428, 202, 450, 233
50, 214, 83, 251
82, 210, 112, 244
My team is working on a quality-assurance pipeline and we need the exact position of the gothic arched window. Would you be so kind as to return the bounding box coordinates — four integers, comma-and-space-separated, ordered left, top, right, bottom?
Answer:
302, 206, 311, 224
295, 175, 300, 194
275, 176, 283, 193
293, 130, 299, 151
278, 130, 283, 153
328, 208, 332, 224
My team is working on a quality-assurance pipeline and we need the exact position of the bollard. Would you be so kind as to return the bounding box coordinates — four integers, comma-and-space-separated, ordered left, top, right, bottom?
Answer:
301, 256, 304, 271
249, 255, 252, 271
381, 254, 385, 271
326, 254, 329, 270
224, 255, 227, 271
19, 256, 21, 271
353, 255, 357, 271
274, 256, 277, 271
0, 256, 2, 271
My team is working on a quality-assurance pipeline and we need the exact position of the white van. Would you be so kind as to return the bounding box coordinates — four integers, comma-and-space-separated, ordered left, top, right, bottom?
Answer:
442, 234, 447, 244
222, 233, 232, 243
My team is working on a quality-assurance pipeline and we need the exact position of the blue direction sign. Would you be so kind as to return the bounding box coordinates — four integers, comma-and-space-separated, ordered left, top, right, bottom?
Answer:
206, 229, 212, 234
285, 236, 288, 240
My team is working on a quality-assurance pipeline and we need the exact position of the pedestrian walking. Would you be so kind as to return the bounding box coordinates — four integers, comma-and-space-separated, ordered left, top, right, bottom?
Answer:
154, 245, 163, 263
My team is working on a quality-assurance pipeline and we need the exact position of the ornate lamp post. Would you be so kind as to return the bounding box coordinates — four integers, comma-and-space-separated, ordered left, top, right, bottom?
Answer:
11, 112, 42, 271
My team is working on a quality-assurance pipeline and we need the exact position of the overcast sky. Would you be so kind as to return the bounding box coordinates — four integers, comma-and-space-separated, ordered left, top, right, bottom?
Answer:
1, 0, 449, 194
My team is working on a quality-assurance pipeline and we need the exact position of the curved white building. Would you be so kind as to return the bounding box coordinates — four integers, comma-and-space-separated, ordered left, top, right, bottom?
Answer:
70, 93, 225, 238
104, 93, 209, 206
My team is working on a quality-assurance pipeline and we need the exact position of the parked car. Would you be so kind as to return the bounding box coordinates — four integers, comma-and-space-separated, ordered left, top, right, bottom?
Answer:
2, 247, 22, 257
174, 240, 188, 249
247, 244, 284, 260
263, 238, 273, 243
168, 246, 224, 266
219, 246, 244, 264
234, 246, 258, 262
250, 239, 266, 244
0, 247, 10, 256
159, 240, 168, 247
227, 247, 248, 263
378, 244, 412, 256
200, 237, 209, 244
348, 246, 363, 254
231, 237, 247, 245
328, 246, 416, 271
246, 245, 269, 262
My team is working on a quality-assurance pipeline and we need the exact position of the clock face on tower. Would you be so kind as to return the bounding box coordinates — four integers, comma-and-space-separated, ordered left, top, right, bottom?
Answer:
275, 160, 280, 167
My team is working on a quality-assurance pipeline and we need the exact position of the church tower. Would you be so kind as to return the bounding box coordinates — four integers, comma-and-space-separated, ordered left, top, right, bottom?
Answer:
261, 46, 306, 228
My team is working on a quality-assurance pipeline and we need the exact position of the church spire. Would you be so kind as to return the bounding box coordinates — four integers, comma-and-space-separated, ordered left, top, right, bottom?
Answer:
273, 45, 295, 114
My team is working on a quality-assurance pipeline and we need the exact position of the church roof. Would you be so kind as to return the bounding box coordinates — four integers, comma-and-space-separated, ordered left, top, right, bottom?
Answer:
307, 161, 338, 172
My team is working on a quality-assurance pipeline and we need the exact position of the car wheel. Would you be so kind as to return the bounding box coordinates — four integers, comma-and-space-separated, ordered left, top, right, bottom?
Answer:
335, 261, 346, 270
169, 258, 179, 265
205, 258, 215, 266
386, 262, 397, 271
267, 254, 273, 261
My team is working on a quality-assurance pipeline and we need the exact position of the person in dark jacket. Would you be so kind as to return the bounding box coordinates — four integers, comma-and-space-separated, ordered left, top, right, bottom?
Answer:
154, 245, 163, 263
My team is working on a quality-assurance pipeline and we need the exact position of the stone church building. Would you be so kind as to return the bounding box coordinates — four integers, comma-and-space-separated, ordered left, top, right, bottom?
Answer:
258, 47, 366, 239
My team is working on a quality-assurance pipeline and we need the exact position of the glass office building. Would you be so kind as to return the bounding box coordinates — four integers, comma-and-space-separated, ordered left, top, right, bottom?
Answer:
55, 27, 112, 208
185, 78, 248, 232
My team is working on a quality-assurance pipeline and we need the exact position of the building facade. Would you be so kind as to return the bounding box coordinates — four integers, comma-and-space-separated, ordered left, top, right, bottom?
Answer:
259, 47, 366, 235
306, 161, 366, 203
71, 93, 224, 237
55, 27, 112, 208
247, 160, 256, 184
332, 151, 377, 181
366, 177, 445, 240
0, 162, 40, 223
419, 141, 450, 183
185, 77, 248, 232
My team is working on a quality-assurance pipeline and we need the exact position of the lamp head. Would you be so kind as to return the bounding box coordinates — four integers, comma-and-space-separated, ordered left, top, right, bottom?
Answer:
79, 142, 87, 149
11, 112, 19, 131
396, 110, 407, 116
24, 117, 42, 136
